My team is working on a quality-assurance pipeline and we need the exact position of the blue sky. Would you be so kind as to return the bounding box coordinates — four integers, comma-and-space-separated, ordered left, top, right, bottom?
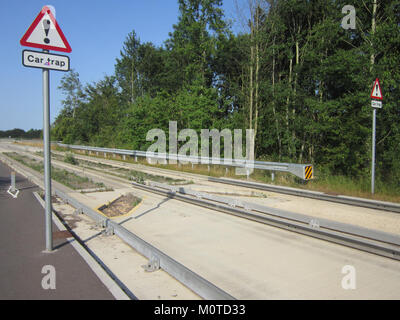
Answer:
0, 0, 245, 131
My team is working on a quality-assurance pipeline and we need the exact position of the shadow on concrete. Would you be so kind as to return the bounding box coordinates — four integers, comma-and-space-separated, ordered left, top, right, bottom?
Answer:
118, 196, 171, 226
50, 209, 138, 300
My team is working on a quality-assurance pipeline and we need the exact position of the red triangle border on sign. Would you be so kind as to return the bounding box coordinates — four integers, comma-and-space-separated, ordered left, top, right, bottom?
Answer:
370, 78, 383, 100
20, 6, 72, 53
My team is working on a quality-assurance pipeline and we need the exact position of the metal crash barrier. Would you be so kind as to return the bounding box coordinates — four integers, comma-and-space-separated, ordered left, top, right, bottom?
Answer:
57, 143, 313, 180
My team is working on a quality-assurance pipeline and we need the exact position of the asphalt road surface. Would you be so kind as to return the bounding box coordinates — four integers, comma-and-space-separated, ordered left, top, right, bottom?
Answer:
0, 161, 115, 299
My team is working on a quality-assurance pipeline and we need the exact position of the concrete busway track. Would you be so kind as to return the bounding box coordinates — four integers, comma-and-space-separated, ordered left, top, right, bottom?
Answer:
209, 177, 400, 214
18, 143, 400, 261
137, 181, 400, 260
6, 141, 400, 237
2, 143, 400, 298
21, 142, 400, 262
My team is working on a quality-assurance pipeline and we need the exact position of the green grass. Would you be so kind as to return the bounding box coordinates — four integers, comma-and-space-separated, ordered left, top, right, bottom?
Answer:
249, 167, 400, 203
50, 169, 105, 190
5, 152, 108, 191
36, 150, 191, 185
131, 197, 142, 207
64, 153, 78, 165
304, 173, 400, 203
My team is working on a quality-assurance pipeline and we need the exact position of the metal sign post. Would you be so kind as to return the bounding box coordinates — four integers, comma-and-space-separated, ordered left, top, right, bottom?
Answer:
371, 107, 376, 194
20, 6, 71, 252
370, 78, 383, 195
42, 51, 52, 251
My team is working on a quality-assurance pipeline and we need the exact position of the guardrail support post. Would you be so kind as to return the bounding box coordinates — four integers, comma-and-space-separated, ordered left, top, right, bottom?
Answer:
271, 172, 275, 182
123, 155, 126, 161
142, 256, 160, 272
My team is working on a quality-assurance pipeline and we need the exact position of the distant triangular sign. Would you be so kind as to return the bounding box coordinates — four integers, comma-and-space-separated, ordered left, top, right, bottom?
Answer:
20, 6, 71, 53
370, 78, 382, 100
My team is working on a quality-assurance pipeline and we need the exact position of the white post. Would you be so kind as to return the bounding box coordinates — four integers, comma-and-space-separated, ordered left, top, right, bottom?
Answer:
42, 60, 52, 252
11, 172, 16, 192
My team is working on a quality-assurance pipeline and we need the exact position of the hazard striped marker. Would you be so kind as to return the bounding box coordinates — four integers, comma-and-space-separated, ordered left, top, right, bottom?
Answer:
304, 165, 313, 180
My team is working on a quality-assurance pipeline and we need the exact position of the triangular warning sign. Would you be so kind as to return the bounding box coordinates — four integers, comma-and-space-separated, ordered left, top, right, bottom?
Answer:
20, 6, 71, 53
370, 78, 383, 100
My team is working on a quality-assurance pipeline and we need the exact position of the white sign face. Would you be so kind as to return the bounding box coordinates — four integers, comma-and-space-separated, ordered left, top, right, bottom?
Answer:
371, 100, 382, 109
22, 50, 69, 71
26, 12, 66, 48
20, 6, 71, 53
370, 78, 383, 100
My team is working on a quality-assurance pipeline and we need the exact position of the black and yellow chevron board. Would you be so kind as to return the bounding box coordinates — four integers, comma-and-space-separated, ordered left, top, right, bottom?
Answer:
304, 165, 313, 180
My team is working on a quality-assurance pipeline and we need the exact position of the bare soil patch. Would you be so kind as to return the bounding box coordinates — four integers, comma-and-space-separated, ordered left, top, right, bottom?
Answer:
99, 193, 142, 218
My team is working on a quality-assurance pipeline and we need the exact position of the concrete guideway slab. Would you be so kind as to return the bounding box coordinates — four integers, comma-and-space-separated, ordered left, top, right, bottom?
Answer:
209, 192, 400, 236
117, 191, 400, 299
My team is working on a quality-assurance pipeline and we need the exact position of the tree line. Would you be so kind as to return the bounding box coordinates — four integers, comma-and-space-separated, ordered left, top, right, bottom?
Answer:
0, 128, 42, 139
52, 0, 400, 187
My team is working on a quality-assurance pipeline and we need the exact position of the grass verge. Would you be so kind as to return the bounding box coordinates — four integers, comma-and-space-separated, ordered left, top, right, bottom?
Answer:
5, 152, 110, 191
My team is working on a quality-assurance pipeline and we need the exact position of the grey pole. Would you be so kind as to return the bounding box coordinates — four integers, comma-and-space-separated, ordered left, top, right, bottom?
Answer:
371, 107, 376, 194
11, 171, 16, 192
43, 51, 53, 251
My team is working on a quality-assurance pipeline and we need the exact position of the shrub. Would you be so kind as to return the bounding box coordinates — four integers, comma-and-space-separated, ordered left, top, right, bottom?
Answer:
64, 153, 78, 165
